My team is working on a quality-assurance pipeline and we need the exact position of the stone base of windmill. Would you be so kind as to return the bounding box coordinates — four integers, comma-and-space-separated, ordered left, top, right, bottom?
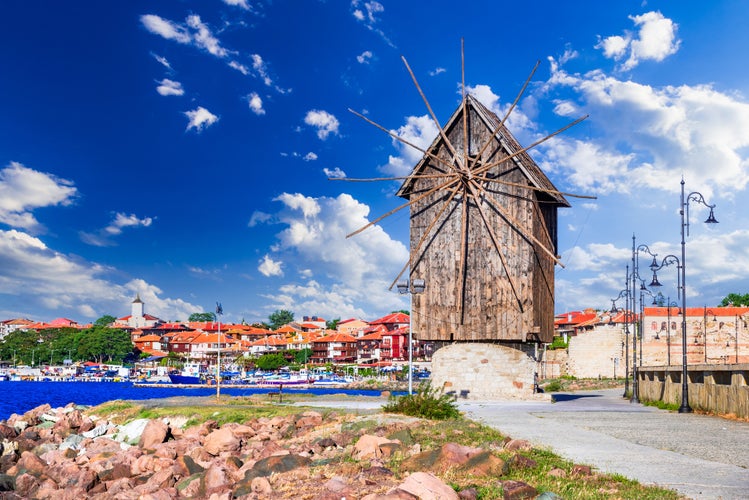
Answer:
429, 343, 550, 401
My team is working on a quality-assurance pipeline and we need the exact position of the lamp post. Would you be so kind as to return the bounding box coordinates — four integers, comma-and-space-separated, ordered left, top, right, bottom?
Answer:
611, 271, 631, 398
631, 236, 660, 403
215, 302, 223, 401
397, 278, 426, 395
650, 180, 718, 413
638, 286, 657, 369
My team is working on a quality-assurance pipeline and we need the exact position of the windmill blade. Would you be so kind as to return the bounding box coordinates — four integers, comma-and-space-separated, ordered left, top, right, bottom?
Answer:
401, 55, 465, 173
348, 108, 459, 174
469, 60, 540, 171
461, 38, 469, 173
473, 114, 589, 178
475, 175, 597, 200
346, 174, 460, 238
329, 173, 452, 183
476, 181, 565, 268
456, 188, 469, 324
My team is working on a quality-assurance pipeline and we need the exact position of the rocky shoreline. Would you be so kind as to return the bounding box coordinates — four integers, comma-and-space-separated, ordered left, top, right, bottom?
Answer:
0, 395, 667, 499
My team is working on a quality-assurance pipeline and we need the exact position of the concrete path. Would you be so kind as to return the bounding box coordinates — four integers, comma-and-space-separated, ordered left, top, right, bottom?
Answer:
461, 389, 749, 500
299, 389, 749, 499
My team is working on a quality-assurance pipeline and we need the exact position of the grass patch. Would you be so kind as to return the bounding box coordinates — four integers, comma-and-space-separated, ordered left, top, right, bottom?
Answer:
642, 399, 680, 412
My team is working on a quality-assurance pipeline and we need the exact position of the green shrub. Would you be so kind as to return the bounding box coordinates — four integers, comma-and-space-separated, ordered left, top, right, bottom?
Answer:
548, 336, 568, 350
382, 382, 461, 420
544, 380, 562, 392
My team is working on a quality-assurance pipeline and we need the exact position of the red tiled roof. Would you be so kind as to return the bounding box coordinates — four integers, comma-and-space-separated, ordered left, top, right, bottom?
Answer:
369, 312, 410, 325
312, 332, 358, 343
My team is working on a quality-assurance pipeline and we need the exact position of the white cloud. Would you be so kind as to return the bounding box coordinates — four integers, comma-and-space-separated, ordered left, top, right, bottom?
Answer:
140, 14, 191, 44
303, 152, 317, 161
356, 50, 373, 64
596, 11, 680, 70
541, 64, 749, 194
247, 92, 265, 115
0, 162, 77, 233
304, 110, 340, 140
223, 0, 251, 10
229, 60, 249, 75
350, 0, 393, 47
379, 115, 439, 177
248, 211, 272, 227
258, 254, 283, 277
156, 78, 184, 96
184, 106, 219, 132
259, 192, 409, 318
429, 67, 446, 76
0, 229, 199, 321
141, 14, 229, 58
151, 53, 172, 69
80, 212, 154, 247
324, 167, 346, 179
251, 54, 273, 87
104, 213, 153, 235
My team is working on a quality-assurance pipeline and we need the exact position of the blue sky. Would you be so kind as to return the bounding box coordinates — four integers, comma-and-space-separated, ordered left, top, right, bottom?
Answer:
2, 1, 749, 324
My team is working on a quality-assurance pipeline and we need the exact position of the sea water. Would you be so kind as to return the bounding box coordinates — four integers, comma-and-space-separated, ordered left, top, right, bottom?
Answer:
0, 381, 384, 420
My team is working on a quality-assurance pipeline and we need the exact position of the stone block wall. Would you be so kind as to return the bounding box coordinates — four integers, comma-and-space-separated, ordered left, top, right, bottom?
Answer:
431, 343, 543, 400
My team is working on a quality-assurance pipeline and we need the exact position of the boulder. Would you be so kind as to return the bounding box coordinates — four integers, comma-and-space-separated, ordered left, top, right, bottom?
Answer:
203, 427, 240, 456
139, 419, 169, 449
395, 472, 458, 500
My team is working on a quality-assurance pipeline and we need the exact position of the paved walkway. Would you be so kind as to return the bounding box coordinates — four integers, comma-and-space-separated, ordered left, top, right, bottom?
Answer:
299, 389, 749, 499
461, 389, 749, 500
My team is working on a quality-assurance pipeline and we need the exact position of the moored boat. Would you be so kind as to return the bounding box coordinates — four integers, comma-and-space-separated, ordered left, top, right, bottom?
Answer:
168, 363, 205, 385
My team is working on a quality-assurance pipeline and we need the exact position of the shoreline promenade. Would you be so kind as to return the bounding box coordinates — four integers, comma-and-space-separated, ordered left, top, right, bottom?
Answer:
461, 389, 749, 500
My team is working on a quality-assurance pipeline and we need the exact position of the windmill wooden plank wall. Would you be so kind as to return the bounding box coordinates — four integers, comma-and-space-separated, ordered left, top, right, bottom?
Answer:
396, 94, 568, 344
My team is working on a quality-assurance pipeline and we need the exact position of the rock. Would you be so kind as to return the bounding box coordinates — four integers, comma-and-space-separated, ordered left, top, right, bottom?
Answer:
458, 487, 479, 499
0, 473, 14, 491
174, 454, 205, 476
503, 439, 532, 451
571, 464, 592, 476
0, 425, 17, 440
203, 427, 240, 456
250, 476, 272, 494
139, 419, 169, 449
115, 419, 150, 445
400, 442, 507, 477
243, 454, 312, 481
395, 472, 458, 500
547, 467, 566, 478
317, 437, 337, 448
352, 434, 400, 460
509, 453, 537, 470
501, 480, 537, 500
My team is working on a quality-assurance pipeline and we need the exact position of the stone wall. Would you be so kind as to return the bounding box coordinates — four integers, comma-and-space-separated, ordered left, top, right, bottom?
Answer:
539, 326, 626, 379
431, 343, 543, 400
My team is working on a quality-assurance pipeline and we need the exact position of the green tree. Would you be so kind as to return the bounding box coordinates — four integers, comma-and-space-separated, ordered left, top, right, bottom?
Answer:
326, 318, 341, 330
294, 348, 313, 364
720, 293, 749, 307
188, 312, 217, 322
78, 326, 134, 363
392, 310, 410, 315
94, 315, 117, 327
268, 309, 294, 330
255, 352, 287, 370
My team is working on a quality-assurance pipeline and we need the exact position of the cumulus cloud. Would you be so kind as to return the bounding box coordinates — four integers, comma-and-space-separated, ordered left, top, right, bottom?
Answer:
184, 106, 219, 132
246, 92, 265, 115
304, 110, 340, 140
540, 63, 749, 194
429, 67, 446, 76
229, 60, 249, 75
258, 254, 283, 277
156, 78, 184, 96
258, 192, 409, 318
379, 115, 439, 177
596, 11, 680, 70
303, 152, 317, 161
0, 229, 199, 320
0, 162, 77, 234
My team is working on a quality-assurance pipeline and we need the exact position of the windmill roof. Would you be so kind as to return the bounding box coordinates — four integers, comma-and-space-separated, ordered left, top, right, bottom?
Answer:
396, 94, 569, 208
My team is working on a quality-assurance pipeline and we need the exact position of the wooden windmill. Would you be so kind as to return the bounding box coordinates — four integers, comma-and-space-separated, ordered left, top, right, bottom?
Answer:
342, 42, 592, 346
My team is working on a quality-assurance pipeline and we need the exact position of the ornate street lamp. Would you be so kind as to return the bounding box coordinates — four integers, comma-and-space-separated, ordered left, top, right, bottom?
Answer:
397, 278, 426, 395
611, 272, 631, 398
651, 180, 717, 413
